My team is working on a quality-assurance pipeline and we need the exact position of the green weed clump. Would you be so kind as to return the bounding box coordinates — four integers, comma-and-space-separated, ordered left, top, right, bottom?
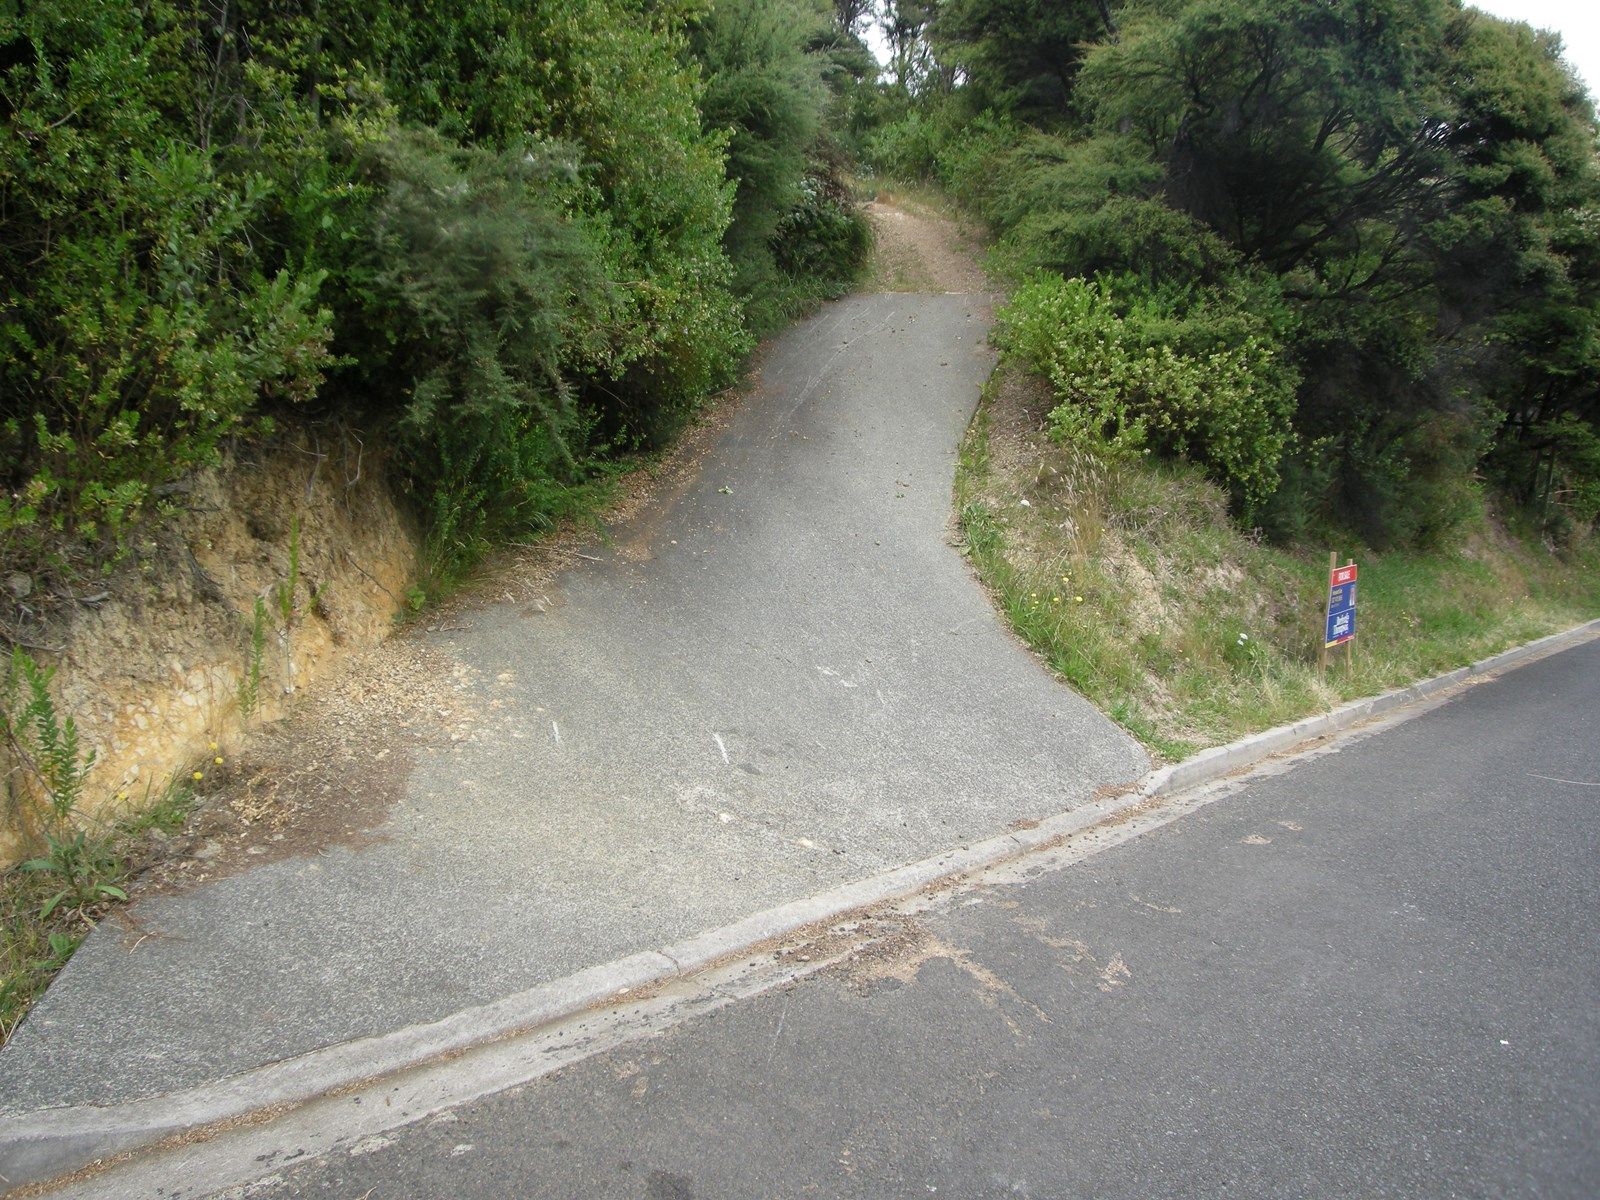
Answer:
0, 899, 80, 1045
0, 649, 145, 1040
1, 775, 195, 1043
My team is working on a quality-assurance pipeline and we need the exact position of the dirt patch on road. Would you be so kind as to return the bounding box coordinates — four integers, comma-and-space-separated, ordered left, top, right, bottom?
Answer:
864, 195, 991, 294
130, 637, 481, 893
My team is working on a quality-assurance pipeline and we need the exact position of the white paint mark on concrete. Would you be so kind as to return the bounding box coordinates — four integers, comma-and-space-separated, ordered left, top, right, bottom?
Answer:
551, 721, 561, 745
714, 734, 730, 764
1529, 772, 1600, 787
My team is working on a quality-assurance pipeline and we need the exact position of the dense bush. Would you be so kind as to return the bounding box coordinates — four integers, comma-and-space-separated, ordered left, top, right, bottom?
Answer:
999, 278, 1296, 510
1, 0, 876, 591
349, 128, 606, 585
865, 0, 1600, 547
689, 0, 872, 335
773, 172, 872, 282
0, 3, 334, 576
864, 105, 947, 182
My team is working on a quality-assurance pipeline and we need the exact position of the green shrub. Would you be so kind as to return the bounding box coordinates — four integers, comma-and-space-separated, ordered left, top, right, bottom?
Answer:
864, 107, 946, 181
999, 277, 1297, 510
689, 0, 824, 321
683, 0, 877, 333
498, 0, 748, 446
772, 172, 871, 285
0, 2, 333, 576
928, 110, 1020, 212
338, 127, 603, 589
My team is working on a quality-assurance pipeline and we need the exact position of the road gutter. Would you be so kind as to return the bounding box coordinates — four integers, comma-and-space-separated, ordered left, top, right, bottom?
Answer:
4, 617, 1597, 1195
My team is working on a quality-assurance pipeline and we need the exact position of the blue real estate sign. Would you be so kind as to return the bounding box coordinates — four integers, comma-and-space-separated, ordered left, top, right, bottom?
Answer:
1325, 563, 1357, 647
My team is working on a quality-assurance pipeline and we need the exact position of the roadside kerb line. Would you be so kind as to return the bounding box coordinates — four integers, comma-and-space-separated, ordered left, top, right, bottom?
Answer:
2, 616, 1595, 1193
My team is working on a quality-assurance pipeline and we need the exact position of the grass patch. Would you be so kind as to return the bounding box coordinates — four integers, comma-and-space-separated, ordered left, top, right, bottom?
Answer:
957, 366, 1600, 762
1, 781, 196, 1044
866, 180, 966, 224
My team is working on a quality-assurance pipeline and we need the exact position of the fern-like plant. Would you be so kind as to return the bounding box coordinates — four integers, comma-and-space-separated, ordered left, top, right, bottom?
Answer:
1, 650, 124, 917
2, 649, 93, 823
238, 595, 268, 719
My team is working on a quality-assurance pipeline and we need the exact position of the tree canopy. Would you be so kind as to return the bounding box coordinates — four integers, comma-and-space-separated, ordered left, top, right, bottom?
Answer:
867, 0, 1600, 543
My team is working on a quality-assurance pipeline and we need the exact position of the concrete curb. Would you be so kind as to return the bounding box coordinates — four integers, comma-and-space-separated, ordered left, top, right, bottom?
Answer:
3, 618, 1597, 1191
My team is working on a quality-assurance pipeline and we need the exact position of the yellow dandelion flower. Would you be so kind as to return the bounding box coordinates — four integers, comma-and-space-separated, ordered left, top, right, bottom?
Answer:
192, 771, 204, 781
1074, 595, 1084, 603
214, 756, 225, 765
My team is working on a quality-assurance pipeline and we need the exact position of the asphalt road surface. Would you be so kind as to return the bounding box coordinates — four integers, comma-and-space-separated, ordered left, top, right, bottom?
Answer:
232, 636, 1600, 1199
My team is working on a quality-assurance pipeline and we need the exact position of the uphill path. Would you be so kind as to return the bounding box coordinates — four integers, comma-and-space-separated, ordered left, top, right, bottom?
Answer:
0, 201, 1145, 1130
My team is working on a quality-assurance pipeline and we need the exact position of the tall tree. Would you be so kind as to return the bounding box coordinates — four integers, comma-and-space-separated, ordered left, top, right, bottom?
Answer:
997, 0, 1600, 540
933, 0, 1117, 119
833, 0, 874, 36
1441, 13, 1600, 522
881, 0, 939, 91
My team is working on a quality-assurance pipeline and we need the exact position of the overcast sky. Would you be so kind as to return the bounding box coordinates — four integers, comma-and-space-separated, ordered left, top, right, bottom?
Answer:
1468, 0, 1598, 101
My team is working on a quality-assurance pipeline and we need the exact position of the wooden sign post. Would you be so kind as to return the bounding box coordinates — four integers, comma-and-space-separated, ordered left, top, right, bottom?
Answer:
1321, 551, 1357, 676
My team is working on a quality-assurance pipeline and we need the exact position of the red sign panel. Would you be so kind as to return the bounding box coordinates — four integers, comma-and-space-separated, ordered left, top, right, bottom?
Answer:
1330, 564, 1358, 587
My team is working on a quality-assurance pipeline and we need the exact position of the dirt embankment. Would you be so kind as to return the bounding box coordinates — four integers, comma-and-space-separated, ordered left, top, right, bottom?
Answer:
1, 434, 418, 865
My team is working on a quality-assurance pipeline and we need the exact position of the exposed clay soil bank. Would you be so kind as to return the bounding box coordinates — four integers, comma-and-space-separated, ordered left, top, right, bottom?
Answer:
2, 434, 418, 864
